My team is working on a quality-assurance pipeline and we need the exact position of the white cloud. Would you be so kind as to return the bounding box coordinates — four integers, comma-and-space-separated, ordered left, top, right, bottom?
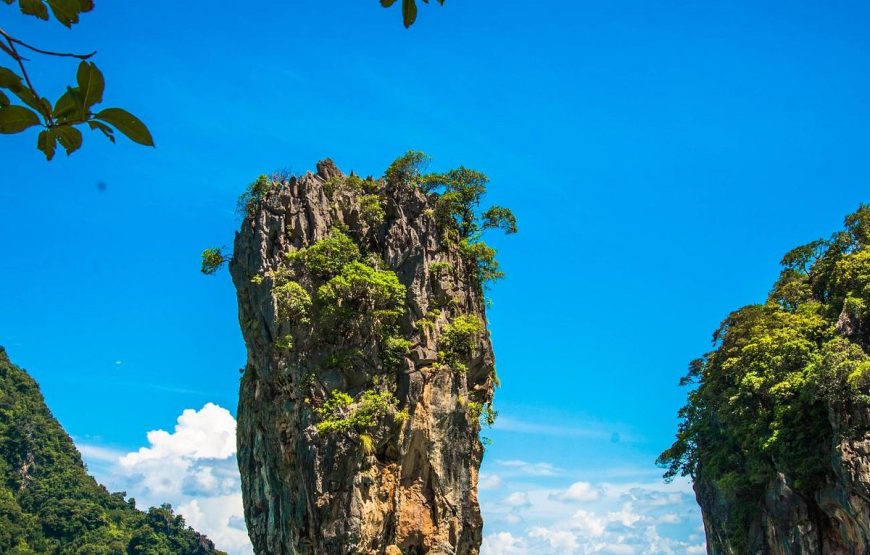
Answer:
529, 527, 579, 550
79, 404, 252, 555
482, 531, 529, 555
558, 481, 601, 502
495, 459, 562, 476
479, 473, 504, 490
571, 509, 606, 537
479, 469, 704, 555
505, 491, 531, 508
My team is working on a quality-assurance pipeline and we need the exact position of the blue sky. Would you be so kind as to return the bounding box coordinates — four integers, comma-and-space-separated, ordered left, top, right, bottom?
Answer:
1, 1, 868, 553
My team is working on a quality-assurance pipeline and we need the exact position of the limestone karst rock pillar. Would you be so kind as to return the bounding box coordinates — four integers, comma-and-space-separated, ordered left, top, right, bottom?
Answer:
231, 159, 497, 555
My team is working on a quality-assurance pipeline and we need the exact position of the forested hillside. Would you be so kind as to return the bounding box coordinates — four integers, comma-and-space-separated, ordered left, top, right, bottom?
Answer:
0, 347, 226, 555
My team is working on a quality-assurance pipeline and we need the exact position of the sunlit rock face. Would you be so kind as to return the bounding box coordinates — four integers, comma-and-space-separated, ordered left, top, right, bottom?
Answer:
231, 160, 496, 555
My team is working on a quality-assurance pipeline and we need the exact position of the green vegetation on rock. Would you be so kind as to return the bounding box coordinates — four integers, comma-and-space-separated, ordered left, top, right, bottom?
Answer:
439, 314, 482, 372
200, 247, 228, 275
287, 230, 361, 280
0, 347, 225, 555
659, 205, 870, 551
385, 150, 517, 286
315, 388, 407, 435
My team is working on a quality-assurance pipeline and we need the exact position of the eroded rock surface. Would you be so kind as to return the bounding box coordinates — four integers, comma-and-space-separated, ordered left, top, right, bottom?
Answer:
231, 160, 496, 555
697, 421, 870, 555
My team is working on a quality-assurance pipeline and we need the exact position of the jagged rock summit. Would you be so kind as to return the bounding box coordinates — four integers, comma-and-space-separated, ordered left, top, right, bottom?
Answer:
231, 158, 503, 555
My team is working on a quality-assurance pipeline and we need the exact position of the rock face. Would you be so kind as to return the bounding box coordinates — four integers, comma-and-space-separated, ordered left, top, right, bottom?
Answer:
231, 160, 497, 555
696, 416, 870, 555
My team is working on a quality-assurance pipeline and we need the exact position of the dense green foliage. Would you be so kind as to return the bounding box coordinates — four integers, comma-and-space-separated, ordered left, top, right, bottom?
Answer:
274, 280, 312, 325
659, 205, 870, 550
0, 347, 225, 554
439, 315, 482, 372
1, 3, 153, 159
199, 248, 228, 275
287, 230, 361, 279
315, 387, 407, 435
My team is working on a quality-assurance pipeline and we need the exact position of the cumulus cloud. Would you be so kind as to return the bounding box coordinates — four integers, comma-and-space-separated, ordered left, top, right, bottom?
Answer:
556, 481, 601, 502
481, 531, 529, 555
79, 404, 252, 555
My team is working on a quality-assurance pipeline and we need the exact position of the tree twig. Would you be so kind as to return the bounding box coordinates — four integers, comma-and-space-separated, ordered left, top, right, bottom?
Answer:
0, 28, 95, 60
0, 29, 53, 126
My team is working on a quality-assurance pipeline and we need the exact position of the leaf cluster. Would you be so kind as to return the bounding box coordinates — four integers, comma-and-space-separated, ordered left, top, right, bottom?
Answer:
385, 151, 518, 287
1, 2, 153, 159
0, 61, 152, 159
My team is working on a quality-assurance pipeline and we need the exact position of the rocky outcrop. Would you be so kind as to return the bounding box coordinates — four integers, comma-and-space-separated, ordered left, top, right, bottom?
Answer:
664, 206, 870, 555
231, 159, 497, 555
696, 414, 870, 555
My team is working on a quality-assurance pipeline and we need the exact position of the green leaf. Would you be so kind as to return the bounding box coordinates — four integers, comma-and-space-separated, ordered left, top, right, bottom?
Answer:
19, 0, 48, 20
53, 124, 82, 154
0, 67, 24, 91
46, 0, 83, 26
37, 129, 56, 160
53, 86, 83, 121
87, 119, 115, 143
11, 87, 50, 118
0, 104, 41, 133
94, 107, 154, 146
380, 0, 397, 5
76, 61, 103, 111
402, 0, 417, 27
0, 90, 8, 107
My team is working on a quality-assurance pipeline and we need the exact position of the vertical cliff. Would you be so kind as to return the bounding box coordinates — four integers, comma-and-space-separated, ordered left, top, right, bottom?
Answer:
660, 205, 870, 554
230, 157, 508, 555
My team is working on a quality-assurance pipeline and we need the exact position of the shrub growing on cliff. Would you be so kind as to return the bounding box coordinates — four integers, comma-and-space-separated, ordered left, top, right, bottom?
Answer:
237, 175, 275, 217
315, 388, 405, 435
200, 247, 228, 275
439, 314, 482, 372
385, 150, 429, 186
359, 194, 386, 227
274, 281, 312, 325
288, 230, 361, 279
659, 204, 870, 550
384, 151, 517, 287
316, 261, 407, 332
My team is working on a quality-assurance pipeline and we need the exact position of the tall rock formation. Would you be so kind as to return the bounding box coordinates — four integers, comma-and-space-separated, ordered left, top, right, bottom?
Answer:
660, 205, 870, 554
231, 158, 503, 555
